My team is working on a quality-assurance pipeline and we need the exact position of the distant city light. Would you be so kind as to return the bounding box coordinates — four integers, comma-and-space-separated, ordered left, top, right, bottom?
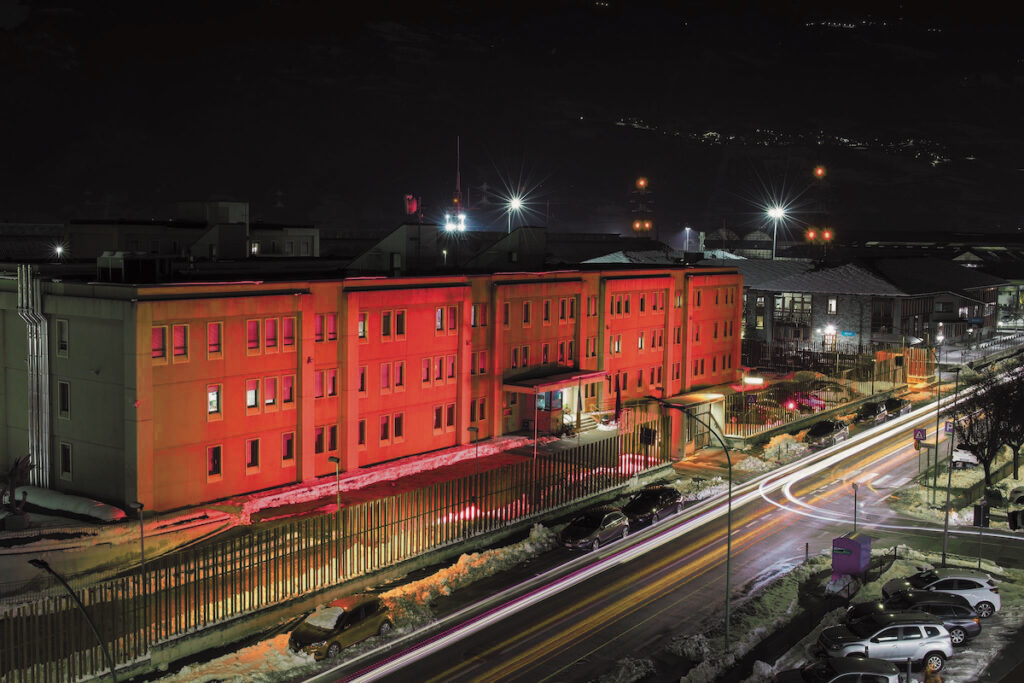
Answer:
444, 213, 467, 232
813, 165, 826, 178
806, 229, 817, 240
767, 206, 785, 220
824, 324, 836, 335
54, 246, 64, 256
636, 177, 648, 190
506, 197, 523, 234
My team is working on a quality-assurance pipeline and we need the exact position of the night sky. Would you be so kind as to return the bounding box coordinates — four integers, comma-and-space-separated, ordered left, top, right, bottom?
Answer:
1, 1, 1020, 244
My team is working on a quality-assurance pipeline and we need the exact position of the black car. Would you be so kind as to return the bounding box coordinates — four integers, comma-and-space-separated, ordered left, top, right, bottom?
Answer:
884, 397, 912, 418
854, 401, 887, 424
560, 506, 629, 551
622, 485, 683, 526
845, 589, 981, 645
288, 594, 393, 660
805, 419, 849, 448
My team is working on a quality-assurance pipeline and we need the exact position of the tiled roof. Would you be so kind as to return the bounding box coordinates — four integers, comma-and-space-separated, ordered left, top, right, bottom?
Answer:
868, 257, 1008, 295
759, 262, 905, 295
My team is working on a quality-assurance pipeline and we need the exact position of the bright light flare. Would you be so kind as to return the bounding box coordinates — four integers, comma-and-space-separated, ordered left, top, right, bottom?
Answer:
767, 206, 785, 220
443, 213, 467, 232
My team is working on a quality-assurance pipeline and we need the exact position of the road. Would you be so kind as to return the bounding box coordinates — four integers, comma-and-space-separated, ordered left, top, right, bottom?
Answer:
306, 404, 1024, 683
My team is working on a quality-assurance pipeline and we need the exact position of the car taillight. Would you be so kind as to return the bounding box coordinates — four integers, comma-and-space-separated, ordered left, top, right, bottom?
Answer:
991, 587, 999, 593
973, 618, 979, 624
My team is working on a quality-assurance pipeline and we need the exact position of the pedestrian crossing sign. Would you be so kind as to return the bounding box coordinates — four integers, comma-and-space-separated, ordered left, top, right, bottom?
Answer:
913, 428, 927, 441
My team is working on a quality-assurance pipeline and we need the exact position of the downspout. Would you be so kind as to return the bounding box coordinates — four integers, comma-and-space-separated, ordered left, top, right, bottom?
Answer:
16, 265, 50, 488
31, 270, 51, 488
16, 266, 36, 478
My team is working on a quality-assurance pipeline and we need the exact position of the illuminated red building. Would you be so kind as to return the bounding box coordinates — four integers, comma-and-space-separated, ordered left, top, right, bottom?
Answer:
2, 264, 741, 511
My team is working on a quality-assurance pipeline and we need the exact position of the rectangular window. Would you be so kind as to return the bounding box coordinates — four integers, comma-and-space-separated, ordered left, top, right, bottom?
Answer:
472, 303, 487, 327
381, 362, 392, 392
315, 314, 325, 342
395, 361, 405, 389
314, 370, 324, 398
568, 341, 575, 362
380, 415, 391, 443
326, 313, 337, 340
359, 365, 367, 394
283, 375, 295, 405
522, 301, 531, 325
358, 419, 367, 447
172, 323, 189, 359
59, 442, 72, 481
447, 354, 456, 379
58, 380, 70, 419
511, 347, 519, 368
447, 305, 457, 331
246, 439, 260, 470
395, 310, 406, 337
151, 326, 167, 359
394, 413, 404, 441
478, 350, 487, 374
478, 397, 486, 420
264, 377, 277, 408
435, 307, 444, 331
421, 358, 431, 383
569, 298, 576, 319
207, 384, 221, 416
559, 298, 566, 320
328, 425, 337, 451
282, 317, 295, 347
640, 294, 646, 314
828, 296, 838, 315
56, 319, 69, 357
207, 322, 223, 357
470, 399, 476, 422
358, 311, 368, 339
433, 405, 443, 431
282, 433, 295, 463
446, 403, 456, 429
315, 426, 325, 454
543, 299, 551, 323
326, 368, 337, 396
521, 345, 529, 367
470, 351, 477, 374
265, 318, 278, 349
542, 343, 550, 364
246, 378, 260, 409
624, 296, 631, 315
381, 311, 392, 338
207, 445, 221, 479
435, 356, 444, 381
247, 319, 260, 352
558, 341, 566, 363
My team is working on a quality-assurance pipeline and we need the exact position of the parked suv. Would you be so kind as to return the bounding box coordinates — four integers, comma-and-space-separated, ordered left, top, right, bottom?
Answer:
622, 485, 683, 527
288, 594, 393, 660
805, 419, 849, 448
883, 397, 912, 418
882, 567, 1001, 617
560, 506, 629, 550
817, 611, 952, 672
854, 401, 887, 424
775, 656, 904, 683
846, 590, 981, 645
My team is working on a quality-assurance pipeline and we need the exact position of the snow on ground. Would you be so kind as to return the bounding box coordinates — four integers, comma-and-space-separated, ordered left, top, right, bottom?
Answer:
6, 485, 126, 522
670, 476, 729, 502
157, 633, 320, 683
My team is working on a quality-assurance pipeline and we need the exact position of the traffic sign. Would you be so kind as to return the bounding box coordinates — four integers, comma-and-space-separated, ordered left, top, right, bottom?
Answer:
913, 428, 927, 441
746, 394, 757, 405
945, 421, 954, 434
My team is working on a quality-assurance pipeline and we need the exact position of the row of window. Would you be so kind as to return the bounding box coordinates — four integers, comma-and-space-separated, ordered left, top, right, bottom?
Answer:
694, 320, 736, 342
357, 309, 407, 340
206, 434, 295, 480
692, 353, 735, 378
510, 340, 576, 368
609, 291, 668, 317
207, 376, 297, 418
694, 287, 738, 308
605, 366, 666, 393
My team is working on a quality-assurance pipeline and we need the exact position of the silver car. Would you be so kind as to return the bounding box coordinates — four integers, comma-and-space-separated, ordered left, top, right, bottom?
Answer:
816, 611, 953, 672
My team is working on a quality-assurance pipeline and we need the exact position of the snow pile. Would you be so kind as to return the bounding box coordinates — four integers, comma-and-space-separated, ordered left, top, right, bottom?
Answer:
381, 524, 557, 628
303, 606, 343, 630
595, 656, 655, 683
672, 476, 728, 502
14, 486, 126, 522
158, 633, 319, 683
762, 433, 808, 463
735, 456, 776, 473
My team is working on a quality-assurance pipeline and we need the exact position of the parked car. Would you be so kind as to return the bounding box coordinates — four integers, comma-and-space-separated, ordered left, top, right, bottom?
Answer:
775, 656, 904, 683
882, 567, 1001, 618
560, 506, 629, 550
883, 397, 912, 418
805, 419, 849, 448
951, 446, 980, 469
854, 401, 888, 424
622, 485, 683, 527
288, 594, 393, 660
785, 392, 827, 413
816, 611, 952, 672
1008, 486, 1024, 506
845, 590, 981, 645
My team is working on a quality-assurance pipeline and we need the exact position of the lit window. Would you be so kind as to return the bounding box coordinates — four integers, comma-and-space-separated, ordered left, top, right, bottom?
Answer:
246, 379, 260, 409
151, 326, 167, 359
358, 312, 368, 339
207, 384, 221, 415
828, 297, 838, 315
435, 307, 444, 331
315, 314, 324, 342
381, 363, 391, 391
326, 313, 337, 340
172, 324, 189, 358
247, 320, 260, 351
282, 375, 295, 405
421, 358, 431, 383
265, 318, 278, 349
282, 317, 295, 347
264, 377, 277, 407
207, 322, 222, 356
314, 370, 324, 398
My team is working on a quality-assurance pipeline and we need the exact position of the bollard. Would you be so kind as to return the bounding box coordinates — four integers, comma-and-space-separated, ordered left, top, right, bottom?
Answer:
805, 542, 809, 562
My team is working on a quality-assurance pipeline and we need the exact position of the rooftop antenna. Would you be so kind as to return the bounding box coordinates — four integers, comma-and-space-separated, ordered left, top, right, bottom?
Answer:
453, 136, 463, 212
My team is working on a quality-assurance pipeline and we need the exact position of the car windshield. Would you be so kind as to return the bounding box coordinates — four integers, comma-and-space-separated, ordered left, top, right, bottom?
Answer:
858, 404, 879, 416
304, 606, 345, 631
800, 660, 838, 683
808, 422, 835, 437
909, 571, 939, 588
630, 491, 660, 506
848, 618, 882, 637
572, 513, 603, 529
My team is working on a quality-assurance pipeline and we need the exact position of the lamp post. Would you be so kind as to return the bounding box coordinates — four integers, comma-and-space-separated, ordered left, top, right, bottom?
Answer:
29, 558, 117, 682
684, 226, 692, 252
870, 358, 876, 396
127, 500, 146, 646
648, 396, 733, 648
327, 455, 341, 515
941, 366, 961, 567
507, 197, 523, 234
767, 206, 785, 260
852, 482, 859, 533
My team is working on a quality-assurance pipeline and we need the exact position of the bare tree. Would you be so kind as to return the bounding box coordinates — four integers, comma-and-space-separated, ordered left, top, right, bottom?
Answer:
995, 370, 1024, 480
954, 372, 1004, 487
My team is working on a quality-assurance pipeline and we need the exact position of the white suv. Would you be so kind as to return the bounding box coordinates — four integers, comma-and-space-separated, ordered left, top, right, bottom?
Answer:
817, 611, 953, 672
882, 567, 1001, 618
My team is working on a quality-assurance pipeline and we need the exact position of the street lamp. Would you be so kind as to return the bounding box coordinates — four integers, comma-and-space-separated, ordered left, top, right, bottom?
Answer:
684, 225, 692, 252
851, 482, 859, 533
767, 206, 785, 260
127, 500, 146, 645
507, 197, 523, 234
327, 455, 341, 515
29, 558, 118, 682
648, 396, 733, 648
941, 367, 962, 567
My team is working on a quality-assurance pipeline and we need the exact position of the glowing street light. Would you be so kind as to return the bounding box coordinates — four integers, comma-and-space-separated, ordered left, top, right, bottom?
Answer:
767, 206, 785, 260
443, 213, 467, 232
507, 197, 523, 234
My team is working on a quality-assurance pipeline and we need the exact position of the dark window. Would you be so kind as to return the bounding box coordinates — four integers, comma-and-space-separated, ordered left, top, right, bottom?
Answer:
207, 445, 222, 477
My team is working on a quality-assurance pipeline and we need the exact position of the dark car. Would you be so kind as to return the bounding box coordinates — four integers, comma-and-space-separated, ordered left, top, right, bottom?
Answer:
774, 656, 903, 683
288, 594, 393, 660
622, 485, 683, 526
805, 419, 849, 448
883, 397, 912, 419
784, 392, 826, 413
846, 590, 981, 645
560, 506, 629, 550
854, 401, 887, 424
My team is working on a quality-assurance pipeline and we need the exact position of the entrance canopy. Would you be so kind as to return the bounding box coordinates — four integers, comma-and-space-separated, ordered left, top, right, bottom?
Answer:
503, 368, 608, 394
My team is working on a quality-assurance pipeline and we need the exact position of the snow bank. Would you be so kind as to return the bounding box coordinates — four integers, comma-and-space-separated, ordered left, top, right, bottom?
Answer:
157, 633, 319, 683
595, 656, 655, 683
735, 456, 776, 473
671, 476, 728, 502
15, 486, 126, 522
762, 433, 808, 463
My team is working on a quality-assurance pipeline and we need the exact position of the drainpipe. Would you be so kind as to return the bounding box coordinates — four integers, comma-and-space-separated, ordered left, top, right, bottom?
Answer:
16, 265, 50, 488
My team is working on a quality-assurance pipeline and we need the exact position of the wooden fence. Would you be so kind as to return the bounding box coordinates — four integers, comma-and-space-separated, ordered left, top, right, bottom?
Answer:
0, 413, 668, 682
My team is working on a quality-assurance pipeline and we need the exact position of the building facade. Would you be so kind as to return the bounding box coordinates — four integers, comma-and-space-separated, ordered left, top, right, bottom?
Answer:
1, 264, 742, 512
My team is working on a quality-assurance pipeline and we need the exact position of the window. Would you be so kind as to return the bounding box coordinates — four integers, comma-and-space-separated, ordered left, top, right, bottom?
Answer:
624, 296, 630, 315
247, 319, 260, 352
433, 405, 443, 431
503, 302, 510, 327
381, 363, 392, 392
282, 317, 295, 347
152, 326, 167, 360
472, 303, 487, 327
638, 333, 645, 350
395, 361, 405, 390
639, 294, 646, 314
613, 335, 621, 354
246, 439, 260, 471
569, 298, 576, 319
56, 319, 69, 357
827, 296, 838, 315
421, 358, 431, 383
447, 306, 457, 331
434, 356, 443, 381
511, 347, 519, 368
58, 381, 70, 419
326, 313, 337, 340
568, 340, 575, 362
358, 312, 368, 339
246, 379, 260, 409
381, 311, 392, 338
358, 419, 367, 447
395, 310, 406, 337
282, 375, 295, 406
264, 377, 277, 408
207, 322, 223, 357
59, 442, 72, 481
447, 355, 456, 379
522, 301, 531, 325
394, 413, 404, 441
326, 368, 337, 396
470, 400, 476, 422
207, 384, 221, 416
282, 433, 295, 463
313, 370, 325, 398
207, 445, 221, 479
380, 415, 391, 443
435, 307, 444, 331
171, 324, 189, 360
559, 298, 566, 321
315, 314, 325, 342
558, 341, 566, 363
520, 346, 529, 367
478, 350, 487, 374
446, 403, 456, 429
315, 426, 325, 454
542, 343, 550, 364
265, 318, 278, 349
478, 398, 486, 420
543, 299, 551, 323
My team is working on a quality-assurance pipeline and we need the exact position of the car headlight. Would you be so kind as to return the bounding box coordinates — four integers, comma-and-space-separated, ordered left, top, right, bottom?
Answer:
307, 640, 326, 649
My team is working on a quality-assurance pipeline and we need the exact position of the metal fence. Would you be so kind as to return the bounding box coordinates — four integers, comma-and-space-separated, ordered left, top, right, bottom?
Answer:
1, 410, 668, 683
